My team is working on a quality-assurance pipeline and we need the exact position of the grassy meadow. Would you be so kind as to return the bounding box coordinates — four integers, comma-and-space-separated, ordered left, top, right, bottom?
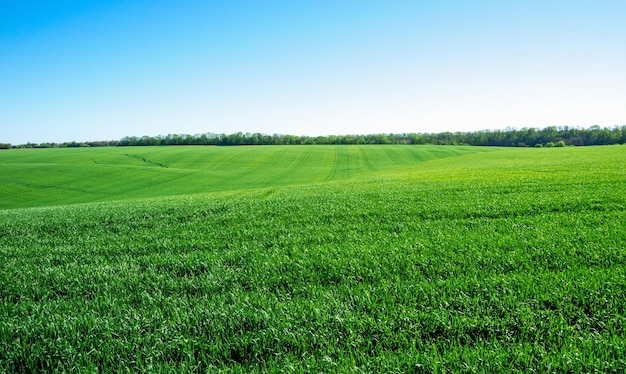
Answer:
0, 145, 494, 210
0, 145, 625, 372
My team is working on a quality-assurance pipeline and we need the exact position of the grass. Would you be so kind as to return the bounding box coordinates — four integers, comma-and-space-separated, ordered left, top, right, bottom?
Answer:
0, 145, 625, 372
0, 145, 495, 209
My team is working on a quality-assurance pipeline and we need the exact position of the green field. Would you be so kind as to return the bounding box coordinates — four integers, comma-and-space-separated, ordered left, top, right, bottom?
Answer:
1, 145, 625, 372
0, 145, 496, 209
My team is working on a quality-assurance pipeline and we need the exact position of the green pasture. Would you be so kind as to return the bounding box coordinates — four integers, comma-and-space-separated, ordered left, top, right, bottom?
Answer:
0, 145, 625, 372
0, 145, 495, 209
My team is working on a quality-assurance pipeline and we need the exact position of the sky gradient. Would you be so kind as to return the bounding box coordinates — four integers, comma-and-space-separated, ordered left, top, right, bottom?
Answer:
2, 0, 625, 144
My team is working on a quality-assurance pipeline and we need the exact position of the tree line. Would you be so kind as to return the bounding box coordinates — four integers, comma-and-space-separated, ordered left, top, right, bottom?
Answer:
4, 125, 625, 149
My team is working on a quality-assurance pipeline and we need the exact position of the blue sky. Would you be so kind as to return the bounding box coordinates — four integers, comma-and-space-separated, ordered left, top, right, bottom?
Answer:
1, 0, 625, 144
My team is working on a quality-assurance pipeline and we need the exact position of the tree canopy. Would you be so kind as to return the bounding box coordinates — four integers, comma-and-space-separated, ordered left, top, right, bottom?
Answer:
6, 125, 626, 149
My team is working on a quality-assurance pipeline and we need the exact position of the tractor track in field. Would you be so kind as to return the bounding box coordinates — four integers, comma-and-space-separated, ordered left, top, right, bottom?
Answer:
383, 147, 404, 165
125, 154, 168, 168
261, 148, 313, 188
357, 146, 378, 171
323, 147, 340, 182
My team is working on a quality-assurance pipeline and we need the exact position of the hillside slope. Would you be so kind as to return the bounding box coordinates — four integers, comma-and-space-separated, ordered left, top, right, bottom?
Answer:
0, 145, 497, 209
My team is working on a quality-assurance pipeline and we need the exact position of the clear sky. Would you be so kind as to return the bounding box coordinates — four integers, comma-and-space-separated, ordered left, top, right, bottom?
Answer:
1, 0, 625, 144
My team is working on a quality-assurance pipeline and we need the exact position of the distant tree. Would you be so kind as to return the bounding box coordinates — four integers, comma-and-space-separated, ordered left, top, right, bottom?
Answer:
37, 142, 57, 148
62, 141, 88, 147
87, 140, 117, 147
378, 134, 390, 144
556, 140, 566, 147
18, 124, 624, 149
407, 134, 424, 144
0, 143, 11, 149
140, 136, 159, 146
